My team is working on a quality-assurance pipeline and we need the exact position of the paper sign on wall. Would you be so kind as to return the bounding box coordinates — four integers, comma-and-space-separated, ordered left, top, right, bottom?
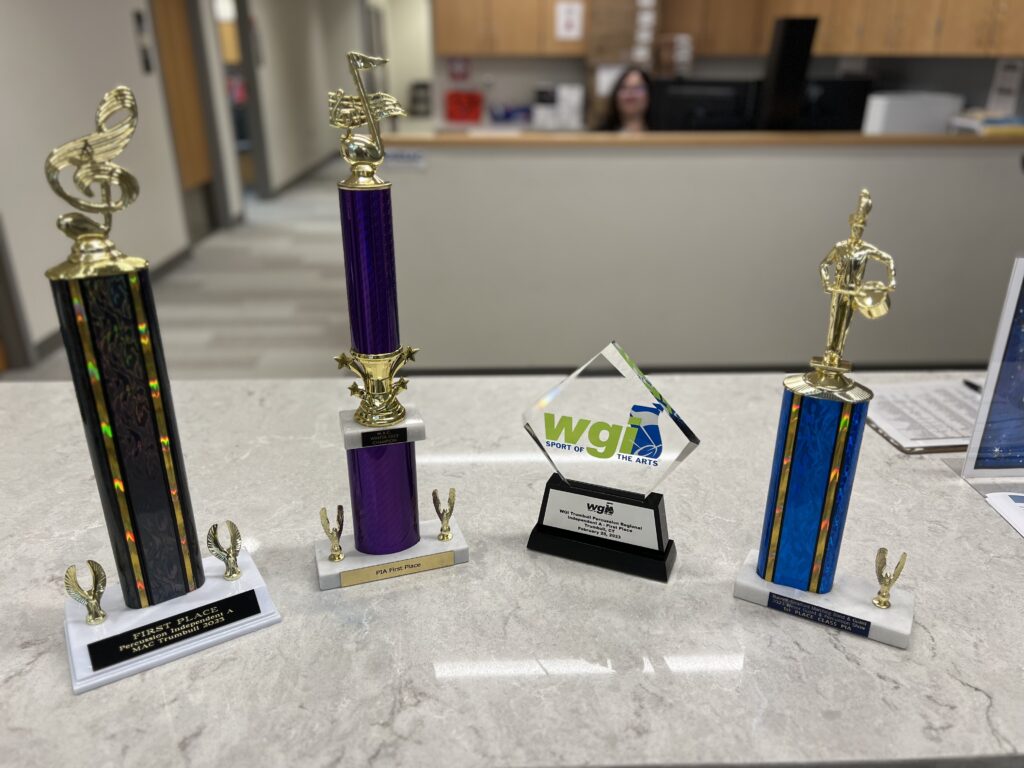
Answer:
554, 0, 585, 42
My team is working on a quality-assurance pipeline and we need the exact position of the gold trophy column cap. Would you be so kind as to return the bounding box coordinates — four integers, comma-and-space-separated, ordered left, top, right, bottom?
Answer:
328, 51, 407, 190
44, 85, 148, 281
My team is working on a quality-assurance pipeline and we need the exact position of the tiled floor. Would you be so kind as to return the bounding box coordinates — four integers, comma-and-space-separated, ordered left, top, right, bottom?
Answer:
7, 161, 351, 381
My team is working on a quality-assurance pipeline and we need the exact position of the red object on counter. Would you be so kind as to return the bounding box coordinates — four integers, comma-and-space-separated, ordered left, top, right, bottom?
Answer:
445, 90, 483, 123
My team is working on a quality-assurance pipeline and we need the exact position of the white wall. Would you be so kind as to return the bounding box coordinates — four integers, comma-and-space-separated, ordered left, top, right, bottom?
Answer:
370, 0, 435, 132
247, 0, 365, 193
199, 0, 245, 220
0, 1, 189, 347
384, 140, 1024, 370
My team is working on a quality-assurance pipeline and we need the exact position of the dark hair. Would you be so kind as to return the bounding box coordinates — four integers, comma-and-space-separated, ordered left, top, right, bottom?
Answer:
600, 67, 653, 131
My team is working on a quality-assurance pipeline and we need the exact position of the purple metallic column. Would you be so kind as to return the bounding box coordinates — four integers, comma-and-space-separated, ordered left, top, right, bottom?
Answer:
347, 443, 420, 554
339, 187, 400, 354
338, 184, 420, 555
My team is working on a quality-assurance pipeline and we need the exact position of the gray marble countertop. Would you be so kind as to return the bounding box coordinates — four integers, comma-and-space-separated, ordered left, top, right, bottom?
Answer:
2, 373, 1022, 767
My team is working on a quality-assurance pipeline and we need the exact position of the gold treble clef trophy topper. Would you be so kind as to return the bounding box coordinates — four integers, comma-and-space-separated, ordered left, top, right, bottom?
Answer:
44, 85, 147, 279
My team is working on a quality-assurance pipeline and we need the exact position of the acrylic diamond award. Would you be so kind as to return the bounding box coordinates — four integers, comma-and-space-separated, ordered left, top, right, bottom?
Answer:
523, 342, 699, 581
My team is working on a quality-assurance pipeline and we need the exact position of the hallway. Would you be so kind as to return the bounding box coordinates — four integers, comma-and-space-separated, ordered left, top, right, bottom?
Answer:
10, 160, 351, 381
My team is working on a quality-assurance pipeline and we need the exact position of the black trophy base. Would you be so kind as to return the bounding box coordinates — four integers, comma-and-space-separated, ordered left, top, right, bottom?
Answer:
527, 474, 676, 582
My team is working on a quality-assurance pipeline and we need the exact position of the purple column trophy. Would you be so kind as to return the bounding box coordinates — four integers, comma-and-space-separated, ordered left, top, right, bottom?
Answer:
329, 53, 421, 556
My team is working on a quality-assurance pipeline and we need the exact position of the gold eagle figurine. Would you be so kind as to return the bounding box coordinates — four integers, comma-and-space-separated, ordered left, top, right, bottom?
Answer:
320, 504, 345, 562
872, 547, 907, 609
64, 560, 107, 625
207, 520, 242, 581
432, 488, 456, 542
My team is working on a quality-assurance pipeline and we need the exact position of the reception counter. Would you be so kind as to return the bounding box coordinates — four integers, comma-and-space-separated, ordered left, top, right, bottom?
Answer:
375, 131, 1024, 372
3, 373, 1023, 765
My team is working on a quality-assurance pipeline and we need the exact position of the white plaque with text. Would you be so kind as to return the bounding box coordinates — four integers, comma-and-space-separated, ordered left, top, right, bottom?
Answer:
543, 488, 658, 550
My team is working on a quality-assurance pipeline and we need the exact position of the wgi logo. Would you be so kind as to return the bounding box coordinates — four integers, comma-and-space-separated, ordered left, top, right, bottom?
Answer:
586, 501, 614, 515
543, 402, 666, 465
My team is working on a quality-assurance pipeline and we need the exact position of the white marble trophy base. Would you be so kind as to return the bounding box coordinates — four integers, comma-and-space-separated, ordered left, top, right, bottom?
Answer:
339, 403, 426, 449
315, 517, 469, 590
733, 550, 914, 649
64, 550, 280, 694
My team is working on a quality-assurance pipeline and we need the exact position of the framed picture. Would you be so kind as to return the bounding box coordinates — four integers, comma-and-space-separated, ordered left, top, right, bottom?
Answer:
964, 257, 1024, 478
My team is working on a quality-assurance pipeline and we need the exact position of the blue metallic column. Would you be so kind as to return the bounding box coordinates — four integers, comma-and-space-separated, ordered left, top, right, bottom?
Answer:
756, 386, 869, 594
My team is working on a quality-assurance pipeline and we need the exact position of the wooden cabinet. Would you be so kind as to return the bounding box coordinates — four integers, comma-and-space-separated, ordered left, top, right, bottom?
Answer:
860, 0, 943, 55
540, 0, 588, 55
659, 0, 764, 56
992, 0, 1024, 54
434, 0, 588, 57
936, 0, 999, 54
703, 0, 764, 55
434, 0, 492, 56
814, 0, 866, 55
491, 0, 541, 55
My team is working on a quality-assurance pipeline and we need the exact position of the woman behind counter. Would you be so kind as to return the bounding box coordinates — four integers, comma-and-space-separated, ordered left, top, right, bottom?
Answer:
600, 67, 653, 132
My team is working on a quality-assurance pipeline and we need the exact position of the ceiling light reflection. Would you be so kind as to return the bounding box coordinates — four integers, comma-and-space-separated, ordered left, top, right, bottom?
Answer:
433, 654, 745, 680
434, 658, 614, 680
663, 653, 745, 674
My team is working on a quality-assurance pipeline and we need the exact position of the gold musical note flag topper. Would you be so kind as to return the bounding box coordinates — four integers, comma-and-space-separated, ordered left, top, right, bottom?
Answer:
207, 521, 242, 581
807, 189, 896, 392
320, 505, 346, 562
64, 560, 107, 625
433, 488, 456, 542
328, 52, 406, 189
872, 547, 907, 609
44, 86, 148, 281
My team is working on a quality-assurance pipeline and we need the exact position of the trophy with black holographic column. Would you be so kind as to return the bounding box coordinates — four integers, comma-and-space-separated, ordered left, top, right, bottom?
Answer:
733, 190, 914, 649
46, 87, 279, 693
523, 342, 699, 581
314, 53, 468, 589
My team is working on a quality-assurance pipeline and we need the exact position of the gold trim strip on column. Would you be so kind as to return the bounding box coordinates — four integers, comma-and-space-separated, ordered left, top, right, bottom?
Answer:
69, 281, 149, 607
128, 274, 195, 591
765, 393, 803, 582
808, 402, 853, 593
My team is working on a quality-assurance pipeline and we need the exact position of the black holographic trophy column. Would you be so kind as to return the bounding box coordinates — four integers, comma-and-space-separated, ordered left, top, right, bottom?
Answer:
50, 269, 204, 608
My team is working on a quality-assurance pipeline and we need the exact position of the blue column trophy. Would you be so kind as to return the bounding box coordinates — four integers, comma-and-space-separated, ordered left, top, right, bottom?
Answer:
734, 190, 913, 649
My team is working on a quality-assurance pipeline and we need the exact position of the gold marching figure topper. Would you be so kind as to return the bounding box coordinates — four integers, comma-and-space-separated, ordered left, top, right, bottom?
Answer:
64, 560, 107, 625
808, 189, 896, 390
872, 547, 907, 609
207, 521, 242, 581
320, 505, 346, 562
433, 488, 456, 542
